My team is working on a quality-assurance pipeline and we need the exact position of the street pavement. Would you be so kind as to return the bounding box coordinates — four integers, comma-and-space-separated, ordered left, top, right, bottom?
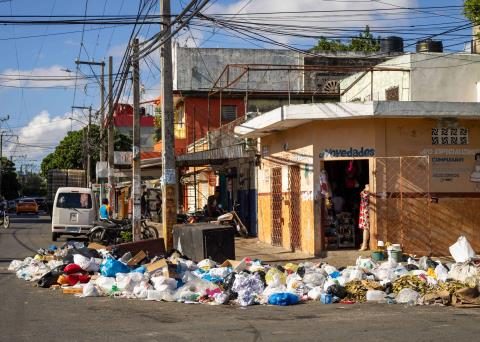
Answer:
1, 216, 480, 342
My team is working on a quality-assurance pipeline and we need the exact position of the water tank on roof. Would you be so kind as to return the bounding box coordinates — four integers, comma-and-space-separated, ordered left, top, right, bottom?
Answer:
416, 39, 443, 53
380, 36, 404, 54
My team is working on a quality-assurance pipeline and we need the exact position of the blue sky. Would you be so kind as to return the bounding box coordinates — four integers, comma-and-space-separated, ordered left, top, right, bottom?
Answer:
0, 0, 469, 168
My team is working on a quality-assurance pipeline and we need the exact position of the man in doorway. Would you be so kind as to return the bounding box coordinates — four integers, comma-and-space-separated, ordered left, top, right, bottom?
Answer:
206, 187, 222, 218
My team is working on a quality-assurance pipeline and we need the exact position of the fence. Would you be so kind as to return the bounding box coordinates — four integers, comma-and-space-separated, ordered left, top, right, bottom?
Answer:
373, 156, 431, 255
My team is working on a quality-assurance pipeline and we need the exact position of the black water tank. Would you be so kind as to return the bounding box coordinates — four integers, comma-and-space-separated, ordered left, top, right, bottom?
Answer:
380, 36, 404, 53
416, 39, 443, 53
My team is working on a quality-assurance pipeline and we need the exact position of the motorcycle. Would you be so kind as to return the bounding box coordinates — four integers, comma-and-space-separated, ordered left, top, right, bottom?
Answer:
0, 209, 10, 229
87, 217, 159, 245
216, 203, 248, 238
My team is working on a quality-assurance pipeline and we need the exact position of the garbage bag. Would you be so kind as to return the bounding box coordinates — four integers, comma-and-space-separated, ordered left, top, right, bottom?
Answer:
265, 268, 286, 286
197, 259, 216, 271
132, 281, 151, 299
449, 236, 476, 263
366, 290, 387, 303
73, 254, 101, 273
284, 263, 299, 273
356, 257, 376, 270
116, 272, 144, 293
82, 282, 100, 297
151, 275, 177, 292
326, 284, 347, 299
175, 278, 219, 302
100, 257, 130, 277
57, 274, 90, 286
435, 263, 448, 282
268, 292, 300, 306
232, 273, 265, 306
302, 272, 325, 288
95, 276, 116, 294
307, 286, 324, 300
262, 283, 288, 302
396, 288, 420, 304
63, 263, 85, 275
448, 263, 479, 283
37, 265, 66, 288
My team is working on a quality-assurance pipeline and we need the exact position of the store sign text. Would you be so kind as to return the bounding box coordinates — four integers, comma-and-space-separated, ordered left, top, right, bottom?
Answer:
320, 147, 375, 158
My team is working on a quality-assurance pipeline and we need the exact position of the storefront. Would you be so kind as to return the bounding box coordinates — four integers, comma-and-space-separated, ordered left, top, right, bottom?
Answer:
235, 101, 480, 256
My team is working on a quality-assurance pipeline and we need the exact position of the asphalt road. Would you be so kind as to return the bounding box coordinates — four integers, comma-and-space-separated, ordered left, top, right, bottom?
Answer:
1, 216, 480, 342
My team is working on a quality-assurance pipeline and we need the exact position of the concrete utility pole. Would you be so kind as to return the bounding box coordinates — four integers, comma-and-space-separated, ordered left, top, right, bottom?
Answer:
72, 106, 92, 186
107, 56, 115, 212
132, 38, 142, 242
161, 0, 177, 250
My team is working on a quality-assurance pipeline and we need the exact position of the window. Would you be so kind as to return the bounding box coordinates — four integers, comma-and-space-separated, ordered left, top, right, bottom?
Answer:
432, 127, 469, 145
56, 193, 92, 209
221, 105, 237, 124
385, 86, 399, 101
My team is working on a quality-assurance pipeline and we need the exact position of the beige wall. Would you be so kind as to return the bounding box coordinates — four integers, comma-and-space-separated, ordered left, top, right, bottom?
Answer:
258, 117, 480, 256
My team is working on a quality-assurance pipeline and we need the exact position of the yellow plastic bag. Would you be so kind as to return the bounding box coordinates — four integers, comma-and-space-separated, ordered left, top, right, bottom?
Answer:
266, 268, 286, 286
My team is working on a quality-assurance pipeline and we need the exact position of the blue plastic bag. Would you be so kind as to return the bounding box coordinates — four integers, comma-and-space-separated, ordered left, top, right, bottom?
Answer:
100, 257, 130, 277
133, 266, 146, 274
268, 292, 299, 306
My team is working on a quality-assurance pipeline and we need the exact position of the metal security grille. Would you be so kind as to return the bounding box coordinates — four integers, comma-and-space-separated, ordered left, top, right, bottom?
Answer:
374, 156, 431, 255
289, 165, 301, 250
271, 167, 283, 246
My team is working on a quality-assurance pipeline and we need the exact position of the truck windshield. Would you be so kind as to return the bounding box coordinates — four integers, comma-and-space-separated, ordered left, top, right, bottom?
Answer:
56, 193, 92, 209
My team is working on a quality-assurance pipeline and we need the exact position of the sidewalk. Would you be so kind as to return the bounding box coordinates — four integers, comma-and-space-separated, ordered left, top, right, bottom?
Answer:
148, 221, 370, 267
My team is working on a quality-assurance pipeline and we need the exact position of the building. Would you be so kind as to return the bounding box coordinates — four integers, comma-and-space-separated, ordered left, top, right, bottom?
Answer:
235, 52, 480, 256
113, 103, 156, 152
170, 47, 388, 233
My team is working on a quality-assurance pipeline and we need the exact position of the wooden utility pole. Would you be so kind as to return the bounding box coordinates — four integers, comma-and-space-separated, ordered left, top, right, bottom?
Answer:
161, 0, 176, 250
132, 38, 142, 241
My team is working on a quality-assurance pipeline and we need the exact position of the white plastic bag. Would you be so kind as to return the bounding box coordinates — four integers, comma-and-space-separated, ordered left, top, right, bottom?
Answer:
95, 276, 116, 294
73, 254, 102, 272
302, 272, 325, 288
133, 281, 151, 299
307, 286, 324, 300
366, 290, 387, 303
396, 288, 420, 304
435, 263, 448, 282
151, 275, 177, 292
82, 282, 100, 297
116, 272, 144, 293
449, 236, 476, 263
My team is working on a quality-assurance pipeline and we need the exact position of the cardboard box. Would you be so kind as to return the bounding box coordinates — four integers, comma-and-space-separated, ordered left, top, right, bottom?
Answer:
62, 287, 84, 295
127, 251, 147, 266
220, 259, 247, 272
88, 242, 107, 250
145, 259, 180, 279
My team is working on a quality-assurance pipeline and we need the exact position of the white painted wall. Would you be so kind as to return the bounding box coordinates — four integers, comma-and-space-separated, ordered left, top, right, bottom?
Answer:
341, 53, 480, 103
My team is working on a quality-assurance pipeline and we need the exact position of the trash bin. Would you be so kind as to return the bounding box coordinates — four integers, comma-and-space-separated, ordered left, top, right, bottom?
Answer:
173, 223, 235, 263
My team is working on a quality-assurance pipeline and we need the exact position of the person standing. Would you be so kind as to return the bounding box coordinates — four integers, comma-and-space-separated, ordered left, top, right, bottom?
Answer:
141, 185, 149, 219
155, 193, 162, 222
99, 198, 112, 220
358, 184, 371, 251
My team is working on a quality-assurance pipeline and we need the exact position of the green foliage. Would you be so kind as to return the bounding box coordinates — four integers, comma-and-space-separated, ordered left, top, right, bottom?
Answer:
40, 124, 132, 177
19, 173, 47, 197
465, 0, 480, 23
1, 158, 20, 200
120, 230, 132, 242
312, 25, 380, 53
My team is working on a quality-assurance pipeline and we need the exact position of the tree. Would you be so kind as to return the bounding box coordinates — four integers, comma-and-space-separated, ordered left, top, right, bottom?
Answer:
465, 0, 480, 24
41, 125, 132, 177
312, 25, 380, 53
1, 158, 21, 200
19, 173, 46, 197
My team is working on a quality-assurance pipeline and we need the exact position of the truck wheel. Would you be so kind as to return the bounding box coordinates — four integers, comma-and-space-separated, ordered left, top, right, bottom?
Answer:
52, 232, 58, 241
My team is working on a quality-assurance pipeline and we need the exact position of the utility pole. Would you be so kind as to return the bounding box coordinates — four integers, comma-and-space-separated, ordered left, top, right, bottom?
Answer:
132, 38, 142, 241
107, 56, 115, 206
161, 0, 176, 250
72, 106, 92, 186
75, 59, 106, 202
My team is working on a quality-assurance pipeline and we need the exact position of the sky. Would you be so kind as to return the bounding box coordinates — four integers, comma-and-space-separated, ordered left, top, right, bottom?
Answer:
0, 0, 470, 170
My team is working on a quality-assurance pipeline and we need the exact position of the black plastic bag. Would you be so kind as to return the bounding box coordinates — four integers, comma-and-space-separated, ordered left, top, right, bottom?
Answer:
296, 266, 305, 278
37, 265, 66, 288
327, 284, 347, 299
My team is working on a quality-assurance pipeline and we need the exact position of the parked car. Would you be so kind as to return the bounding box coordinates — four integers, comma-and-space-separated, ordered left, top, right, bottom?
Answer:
33, 197, 48, 212
16, 198, 39, 215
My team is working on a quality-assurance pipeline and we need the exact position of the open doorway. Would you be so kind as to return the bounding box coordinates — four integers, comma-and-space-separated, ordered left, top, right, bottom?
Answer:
323, 159, 370, 249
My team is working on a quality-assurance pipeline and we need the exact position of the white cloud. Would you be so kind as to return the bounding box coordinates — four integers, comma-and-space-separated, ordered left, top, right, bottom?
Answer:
7, 110, 86, 161
0, 65, 86, 88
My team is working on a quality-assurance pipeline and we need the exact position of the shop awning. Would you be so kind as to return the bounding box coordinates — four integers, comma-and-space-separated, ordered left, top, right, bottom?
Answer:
176, 144, 255, 167
234, 101, 480, 138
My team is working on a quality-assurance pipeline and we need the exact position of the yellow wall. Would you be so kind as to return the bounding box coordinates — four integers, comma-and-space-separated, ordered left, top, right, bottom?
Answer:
258, 117, 480, 256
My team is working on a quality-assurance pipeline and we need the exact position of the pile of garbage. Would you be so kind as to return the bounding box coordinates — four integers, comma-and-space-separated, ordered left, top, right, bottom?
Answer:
7, 236, 480, 307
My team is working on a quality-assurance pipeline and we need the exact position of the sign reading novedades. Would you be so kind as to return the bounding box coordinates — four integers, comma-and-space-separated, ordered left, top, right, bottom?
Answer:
320, 147, 375, 158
